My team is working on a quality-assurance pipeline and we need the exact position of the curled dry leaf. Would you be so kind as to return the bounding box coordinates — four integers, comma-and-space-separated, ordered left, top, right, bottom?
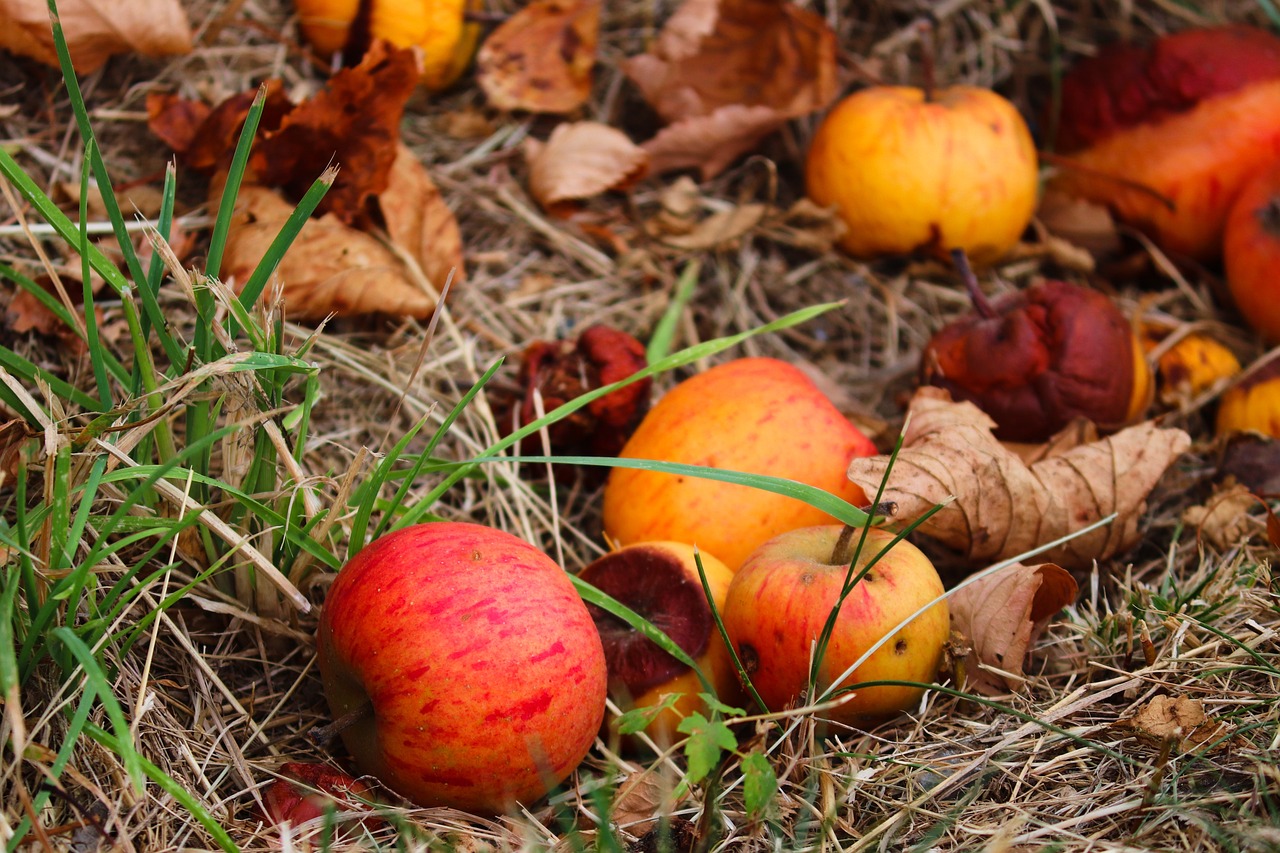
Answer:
222, 186, 437, 320
377, 143, 466, 291
1181, 481, 1259, 551
949, 562, 1077, 695
846, 388, 1191, 569
0, 0, 191, 71
477, 0, 600, 113
1113, 696, 1236, 754
525, 122, 648, 212
624, 0, 837, 178
660, 203, 765, 250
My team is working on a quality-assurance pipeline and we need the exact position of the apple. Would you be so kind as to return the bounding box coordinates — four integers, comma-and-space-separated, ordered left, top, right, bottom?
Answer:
921, 266, 1152, 442
1224, 164, 1280, 343
579, 542, 741, 746
1051, 27, 1280, 260
722, 525, 949, 726
601, 358, 877, 571
262, 762, 376, 830
805, 85, 1038, 264
315, 522, 608, 813
1216, 358, 1280, 438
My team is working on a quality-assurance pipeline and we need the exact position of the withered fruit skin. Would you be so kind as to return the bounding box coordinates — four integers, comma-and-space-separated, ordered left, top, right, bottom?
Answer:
1056, 25, 1280, 152
921, 280, 1137, 443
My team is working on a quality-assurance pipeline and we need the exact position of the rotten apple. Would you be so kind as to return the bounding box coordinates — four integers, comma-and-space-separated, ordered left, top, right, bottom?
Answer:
722, 525, 949, 726
602, 357, 877, 571
921, 255, 1151, 443
806, 84, 1038, 264
579, 541, 740, 746
1052, 25, 1280, 260
316, 522, 608, 814
1224, 163, 1280, 343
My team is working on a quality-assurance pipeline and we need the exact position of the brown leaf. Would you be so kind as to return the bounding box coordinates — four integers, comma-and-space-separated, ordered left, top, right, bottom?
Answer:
1036, 188, 1121, 256
147, 84, 293, 173
0, 419, 30, 490
847, 388, 1191, 569
1113, 696, 1235, 753
641, 105, 787, 180
610, 771, 679, 834
252, 41, 421, 223
1181, 482, 1259, 550
524, 122, 648, 212
476, 0, 600, 114
624, 0, 837, 177
0, 0, 191, 72
949, 562, 1077, 695
222, 186, 437, 320
376, 143, 466, 291
659, 202, 765, 250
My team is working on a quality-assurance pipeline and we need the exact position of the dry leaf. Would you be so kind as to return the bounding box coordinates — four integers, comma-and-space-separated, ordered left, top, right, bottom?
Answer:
1003, 419, 1099, 467
1114, 695, 1235, 753
949, 562, 1077, 695
222, 186, 436, 320
0, 419, 30, 490
610, 771, 680, 834
660, 202, 765, 250
524, 122, 648, 212
624, 0, 837, 178
476, 0, 600, 113
0, 0, 191, 72
1219, 433, 1280, 496
1182, 481, 1259, 550
847, 388, 1191, 569
1036, 188, 1121, 256
376, 143, 466, 291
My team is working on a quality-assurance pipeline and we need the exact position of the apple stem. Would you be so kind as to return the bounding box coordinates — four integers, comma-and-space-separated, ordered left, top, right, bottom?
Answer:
309, 700, 374, 746
951, 249, 997, 319
831, 524, 858, 567
918, 20, 936, 103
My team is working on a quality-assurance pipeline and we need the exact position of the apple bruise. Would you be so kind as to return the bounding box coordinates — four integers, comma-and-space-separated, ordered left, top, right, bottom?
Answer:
580, 547, 712, 695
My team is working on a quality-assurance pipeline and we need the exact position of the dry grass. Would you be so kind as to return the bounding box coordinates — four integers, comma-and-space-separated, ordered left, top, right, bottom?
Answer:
1, 0, 1279, 850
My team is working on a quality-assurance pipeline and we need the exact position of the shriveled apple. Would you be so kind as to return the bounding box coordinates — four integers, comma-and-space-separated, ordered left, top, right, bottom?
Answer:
579, 542, 740, 745
602, 358, 877, 571
1052, 26, 1280, 260
722, 525, 949, 726
921, 256, 1151, 442
807, 85, 1037, 264
1224, 163, 1280, 343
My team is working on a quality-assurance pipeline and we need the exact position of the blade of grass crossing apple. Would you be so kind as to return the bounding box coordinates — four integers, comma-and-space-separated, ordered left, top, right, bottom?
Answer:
365, 360, 505, 547
78, 145, 111, 407
394, 302, 844, 529
646, 259, 700, 365
46, 0, 147, 295
695, 549, 768, 713
572, 575, 713, 695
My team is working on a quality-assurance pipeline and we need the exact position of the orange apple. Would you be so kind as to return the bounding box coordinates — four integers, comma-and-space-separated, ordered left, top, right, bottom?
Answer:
601, 358, 877, 571
806, 85, 1038, 264
316, 522, 607, 813
579, 542, 740, 745
1216, 359, 1280, 438
722, 525, 949, 726
1224, 164, 1280, 343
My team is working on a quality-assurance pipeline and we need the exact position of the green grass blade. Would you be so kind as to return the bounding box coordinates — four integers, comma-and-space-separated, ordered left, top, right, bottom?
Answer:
205, 84, 268, 284
78, 145, 111, 407
646, 259, 700, 364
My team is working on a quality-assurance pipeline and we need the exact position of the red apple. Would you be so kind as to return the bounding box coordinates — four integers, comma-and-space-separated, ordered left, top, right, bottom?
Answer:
1224, 163, 1280, 343
579, 542, 741, 746
602, 358, 877, 571
722, 525, 949, 726
316, 522, 608, 813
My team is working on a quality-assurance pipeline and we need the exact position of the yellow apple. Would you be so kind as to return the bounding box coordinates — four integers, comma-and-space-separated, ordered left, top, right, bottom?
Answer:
806, 85, 1038, 264
601, 358, 877, 571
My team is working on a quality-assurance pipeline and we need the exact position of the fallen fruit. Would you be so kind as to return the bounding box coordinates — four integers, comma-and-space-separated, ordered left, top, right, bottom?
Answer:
1224, 163, 1280, 343
296, 0, 480, 91
722, 525, 949, 725
806, 85, 1037, 264
1216, 359, 1280, 438
262, 762, 375, 829
1051, 26, 1280, 260
602, 357, 877, 571
316, 522, 607, 813
1146, 332, 1242, 408
921, 257, 1151, 442
579, 542, 740, 745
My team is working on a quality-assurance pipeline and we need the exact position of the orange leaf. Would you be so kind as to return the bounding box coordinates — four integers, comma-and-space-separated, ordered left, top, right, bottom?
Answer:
222, 186, 438, 320
949, 562, 1077, 695
524, 122, 648, 212
0, 0, 191, 72
476, 0, 600, 114
375, 143, 467, 291
623, 0, 836, 177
